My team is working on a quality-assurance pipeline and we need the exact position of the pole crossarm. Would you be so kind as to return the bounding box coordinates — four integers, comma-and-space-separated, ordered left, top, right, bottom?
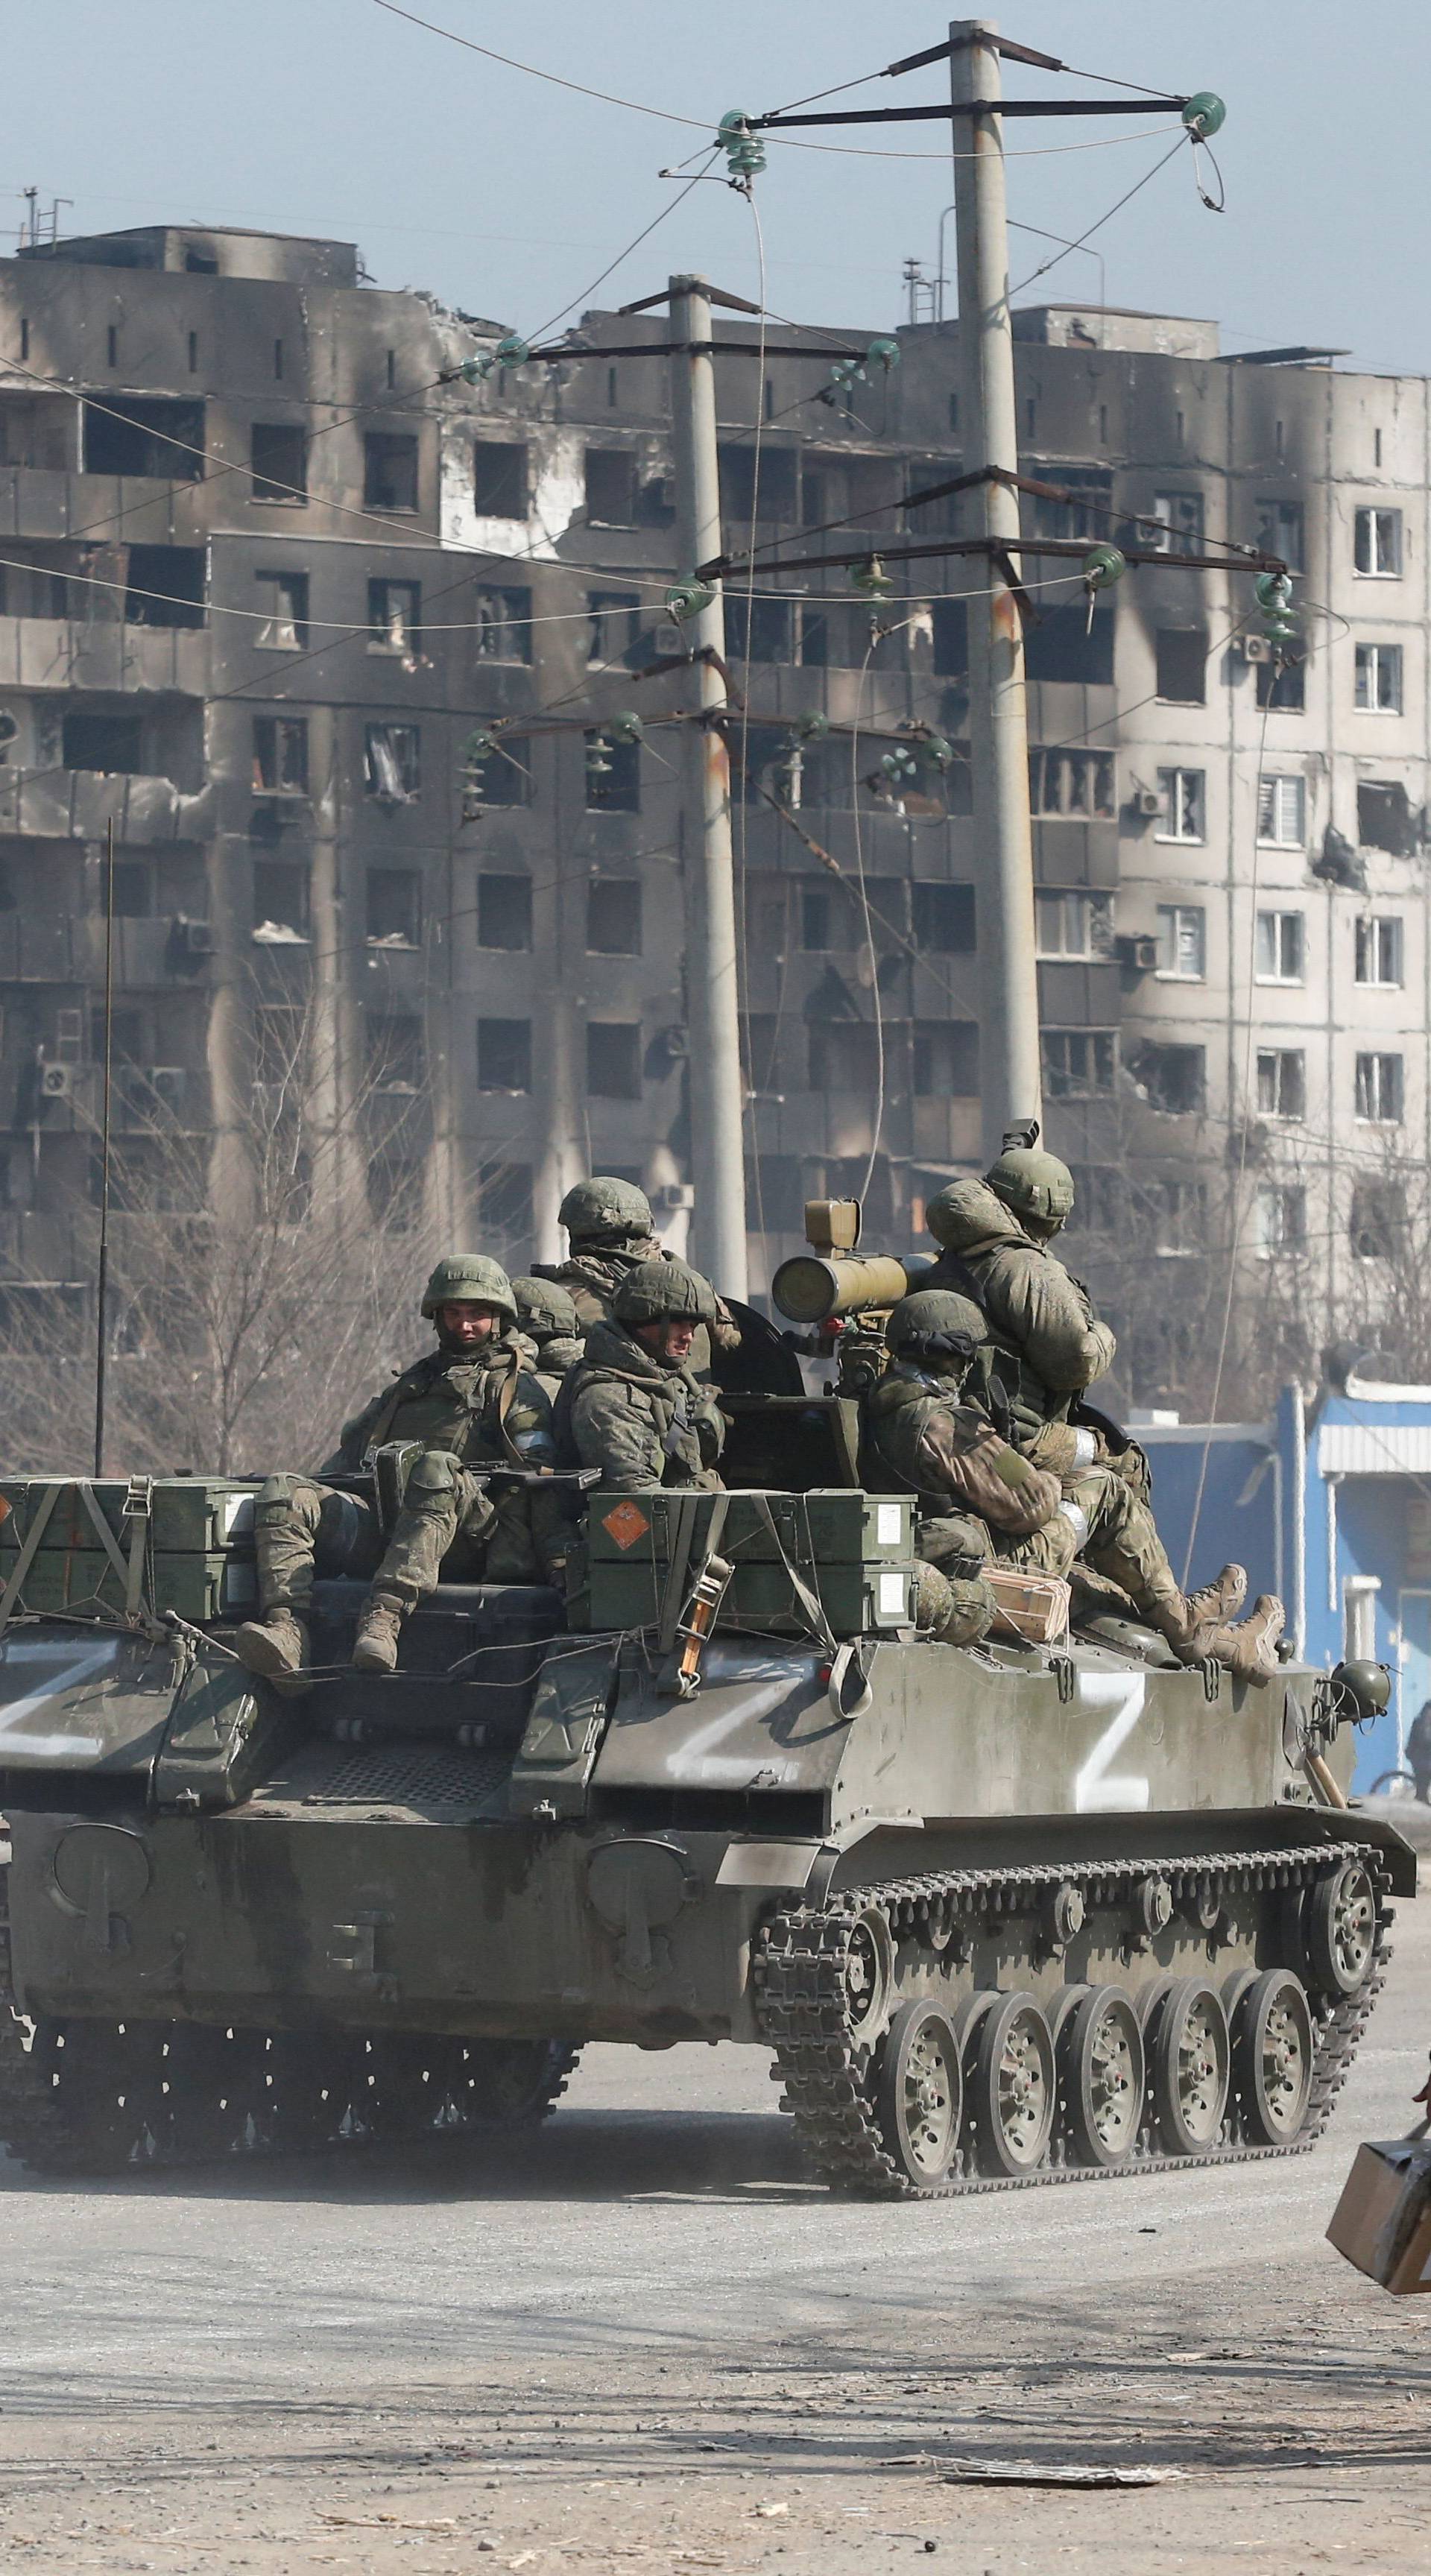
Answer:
754, 96, 1187, 129
698, 532, 1289, 579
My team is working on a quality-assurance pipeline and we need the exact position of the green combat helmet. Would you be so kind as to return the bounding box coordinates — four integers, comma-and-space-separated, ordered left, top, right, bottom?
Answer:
558, 1176, 655, 1245
420, 1254, 518, 1323
510, 1275, 580, 1341
611, 1258, 718, 1328
978, 1120, 1075, 1238
885, 1289, 988, 1369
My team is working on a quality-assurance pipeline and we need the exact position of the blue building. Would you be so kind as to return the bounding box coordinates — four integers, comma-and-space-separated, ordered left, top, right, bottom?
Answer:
1141, 1372, 1431, 1792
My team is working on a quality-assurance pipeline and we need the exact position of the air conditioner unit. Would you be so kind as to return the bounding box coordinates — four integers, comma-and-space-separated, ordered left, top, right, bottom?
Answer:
1242, 632, 1272, 663
0, 708, 19, 757
40, 1061, 75, 1099
172, 915, 215, 958
1115, 933, 1159, 974
654, 1181, 696, 1214
1134, 789, 1161, 819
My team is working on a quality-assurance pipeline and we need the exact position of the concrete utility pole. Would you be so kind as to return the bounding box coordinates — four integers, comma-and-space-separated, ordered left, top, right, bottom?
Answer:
950, 19, 1043, 1164
668, 273, 749, 1301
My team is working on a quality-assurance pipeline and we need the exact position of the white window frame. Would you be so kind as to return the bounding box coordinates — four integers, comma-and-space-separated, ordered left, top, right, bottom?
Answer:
1255, 1048, 1305, 1122
1155, 767, 1204, 844
1254, 908, 1304, 985
1251, 1184, 1307, 1258
1154, 903, 1205, 981
1257, 773, 1306, 848
1354, 914, 1403, 987
1355, 1050, 1404, 1124
1034, 889, 1114, 961
1354, 506, 1403, 578
1146, 490, 1205, 555
1355, 640, 1403, 713
1254, 498, 1304, 574
1042, 1028, 1116, 1100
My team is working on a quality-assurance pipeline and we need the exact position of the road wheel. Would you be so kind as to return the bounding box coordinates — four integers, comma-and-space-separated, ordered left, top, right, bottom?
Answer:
1303, 1860, 1377, 1998
1233, 1970, 1315, 2144
1061, 1984, 1145, 2168
874, 2001, 964, 2191
1148, 1978, 1230, 2156
970, 1993, 1055, 2177
843, 1907, 896, 2050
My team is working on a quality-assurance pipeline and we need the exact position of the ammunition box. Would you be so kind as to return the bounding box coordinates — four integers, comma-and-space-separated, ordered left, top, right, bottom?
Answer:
587, 1488, 913, 1566
7, 1549, 259, 1623
590, 1556, 917, 1638
0, 1477, 259, 1556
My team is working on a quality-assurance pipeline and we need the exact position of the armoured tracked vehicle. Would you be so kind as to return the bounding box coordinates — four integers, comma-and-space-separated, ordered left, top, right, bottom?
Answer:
0, 1213, 1415, 2196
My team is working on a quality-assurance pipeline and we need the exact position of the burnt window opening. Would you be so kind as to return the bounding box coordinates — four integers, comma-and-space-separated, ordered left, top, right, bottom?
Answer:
584, 731, 640, 814
1256, 1048, 1305, 1120
587, 589, 642, 669
586, 877, 642, 955
473, 586, 531, 662
183, 244, 218, 274
251, 859, 310, 943
124, 545, 206, 629
931, 597, 969, 678
476, 874, 532, 952
250, 422, 307, 504
478, 1160, 535, 1247
585, 448, 639, 528
83, 395, 204, 481
1350, 1180, 1403, 1262
1357, 781, 1422, 856
364, 723, 420, 803
368, 578, 423, 657
253, 569, 309, 651
797, 602, 859, 669
1024, 596, 1114, 686
63, 711, 143, 774
367, 1013, 425, 1092
252, 716, 309, 796
912, 882, 976, 954
746, 1154, 807, 1234
586, 1020, 642, 1100
1254, 499, 1304, 573
718, 443, 798, 524
367, 867, 421, 947
467, 734, 531, 809
364, 434, 419, 514
477, 1017, 531, 1093
913, 1020, 979, 1096
800, 877, 903, 952
1154, 628, 1208, 706
807, 1020, 882, 1093
727, 596, 795, 664
473, 441, 528, 518
1027, 468, 1112, 543
1257, 652, 1305, 712
1143, 490, 1204, 555
110, 859, 153, 919
1129, 1041, 1206, 1115
1043, 1028, 1116, 1099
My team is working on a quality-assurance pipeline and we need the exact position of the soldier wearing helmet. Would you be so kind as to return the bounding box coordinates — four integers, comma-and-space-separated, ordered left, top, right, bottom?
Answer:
233, 1253, 559, 1682
560, 1258, 727, 1497
532, 1174, 739, 1363
862, 1289, 1283, 1679
511, 1275, 583, 1401
922, 1121, 1132, 1483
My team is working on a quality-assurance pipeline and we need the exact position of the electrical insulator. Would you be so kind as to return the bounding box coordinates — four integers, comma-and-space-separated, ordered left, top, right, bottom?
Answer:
609, 711, 644, 745
1181, 92, 1226, 140
1083, 543, 1125, 592
881, 746, 919, 786
494, 335, 531, 367
923, 733, 955, 770
1255, 569, 1298, 642
853, 556, 894, 599
666, 576, 716, 623
717, 111, 767, 181
458, 353, 496, 385
585, 732, 614, 783
866, 338, 901, 374
791, 710, 830, 743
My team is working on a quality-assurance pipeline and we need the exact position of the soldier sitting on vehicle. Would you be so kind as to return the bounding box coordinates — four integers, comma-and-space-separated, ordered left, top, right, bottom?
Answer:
561, 1259, 727, 1492
511, 1275, 584, 1402
923, 1125, 1146, 1495
233, 1254, 561, 1682
862, 1290, 1285, 1681
532, 1175, 740, 1366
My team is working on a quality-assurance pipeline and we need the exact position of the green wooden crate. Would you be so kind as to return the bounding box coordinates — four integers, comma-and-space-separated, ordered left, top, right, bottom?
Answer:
9, 1549, 259, 1623
0, 1477, 259, 1556
589, 1553, 917, 1640
587, 1487, 913, 1567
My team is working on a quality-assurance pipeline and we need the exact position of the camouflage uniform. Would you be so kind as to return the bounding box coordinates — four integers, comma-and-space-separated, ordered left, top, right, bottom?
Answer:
511, 1275, 584, 1404
531, 1175, 739, 1370
560, 1262, 725, 1628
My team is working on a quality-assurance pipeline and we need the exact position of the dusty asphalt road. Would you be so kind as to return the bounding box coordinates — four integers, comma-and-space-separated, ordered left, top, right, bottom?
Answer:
0, 1871, 1427, 2576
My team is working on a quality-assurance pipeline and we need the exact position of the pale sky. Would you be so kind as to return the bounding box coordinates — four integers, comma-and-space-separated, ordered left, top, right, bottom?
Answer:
7, 2, 1429, 376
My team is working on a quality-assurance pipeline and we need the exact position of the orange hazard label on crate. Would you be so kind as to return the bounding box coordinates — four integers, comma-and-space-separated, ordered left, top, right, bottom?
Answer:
600, 1500, 651, 1552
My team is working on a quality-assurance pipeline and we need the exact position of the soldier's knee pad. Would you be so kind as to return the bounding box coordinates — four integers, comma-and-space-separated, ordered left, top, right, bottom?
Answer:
255, 1474, 322, 1535
405, 1448, 461, 1513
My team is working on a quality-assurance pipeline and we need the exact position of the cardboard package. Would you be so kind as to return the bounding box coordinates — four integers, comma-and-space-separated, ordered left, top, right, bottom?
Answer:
1326, 2133, 1431, 2295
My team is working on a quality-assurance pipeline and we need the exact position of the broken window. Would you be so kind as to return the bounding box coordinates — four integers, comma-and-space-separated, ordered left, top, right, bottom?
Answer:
252, 716, 309, 795
1254, 499, 1304, 572
586, 877, 642, 955
251, 859, 310, 943
1023, 596, 1114, 686
250, 423, 307, 504
1356, 781, 1420, 856
1143, 491, 1204, 556
467, 733, 531, 809
473, 441, 528, 517
367, 867, 421, 947
1257, 1048, 1305, 1120
807, 1020, 882, 1092
1355, 642, 1402, 712
1257, 773, 1305, 847
1355, 1051, 1403, 1123
1354, 507, 1402, 578
718, 443, 798, 523
470, 587, 530, 663
1137, 1175, 1208, 1255
912, 1020, 979, 1096
63, 711, 143, 774
1027, 468, 1112, 543
1042, 1028, 1116, 1099
727, 596, 795, 665
1131, 1041, 1205, 1115
584, 731, 640, 813
478, 1161, 534, 1244
368, 579, 422, 657
930, 598, 969, 678
1030, 750, 1116, 818
1156, 904, 1205, 979
912, 882, 976, 954
477, 1018, 531, 1093
1156, 767, 1204, 842
364, 434, 419, 513
125, 546, 206, 629
587, 589, 641, 667
797, 602, 857, 669
476, 874, 532, 951
586, 1021, 642, 1099
1355, 915, 1403, 985
584, 448, 638, 528
1034, 890, 1113, 960
1257, 654, 1305, 712
1155, 628, 1207, 704
364, 724, 420, 802
111, 859, 153, 919
254, 569, 309, 651
1350, 1179, 1403, 1260
0, 392, 71, 473
82, 395, 204, 481
367, 1014, 425, 1090
745, 1155, 807, 1234
1255, 909, 1304, 983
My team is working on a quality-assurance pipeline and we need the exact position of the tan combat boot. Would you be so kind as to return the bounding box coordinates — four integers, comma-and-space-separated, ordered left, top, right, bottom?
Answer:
1205, 1594, 1285, 1684
352, 1600, 404, 1673
233, 1610, 310, 1680
1184, 1562, 1248, 1626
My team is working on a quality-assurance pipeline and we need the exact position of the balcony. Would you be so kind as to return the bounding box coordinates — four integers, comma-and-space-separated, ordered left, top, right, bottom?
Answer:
0, 765, 214, 844
0, 616, 209, 695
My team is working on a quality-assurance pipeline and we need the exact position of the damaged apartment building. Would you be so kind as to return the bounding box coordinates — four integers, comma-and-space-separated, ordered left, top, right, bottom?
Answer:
0, 222, 1426, 1396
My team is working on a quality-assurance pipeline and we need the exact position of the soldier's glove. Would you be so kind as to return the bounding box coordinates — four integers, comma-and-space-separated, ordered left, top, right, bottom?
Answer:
1025, 1423, 1097, 1478
710, 1301, 742, 1353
